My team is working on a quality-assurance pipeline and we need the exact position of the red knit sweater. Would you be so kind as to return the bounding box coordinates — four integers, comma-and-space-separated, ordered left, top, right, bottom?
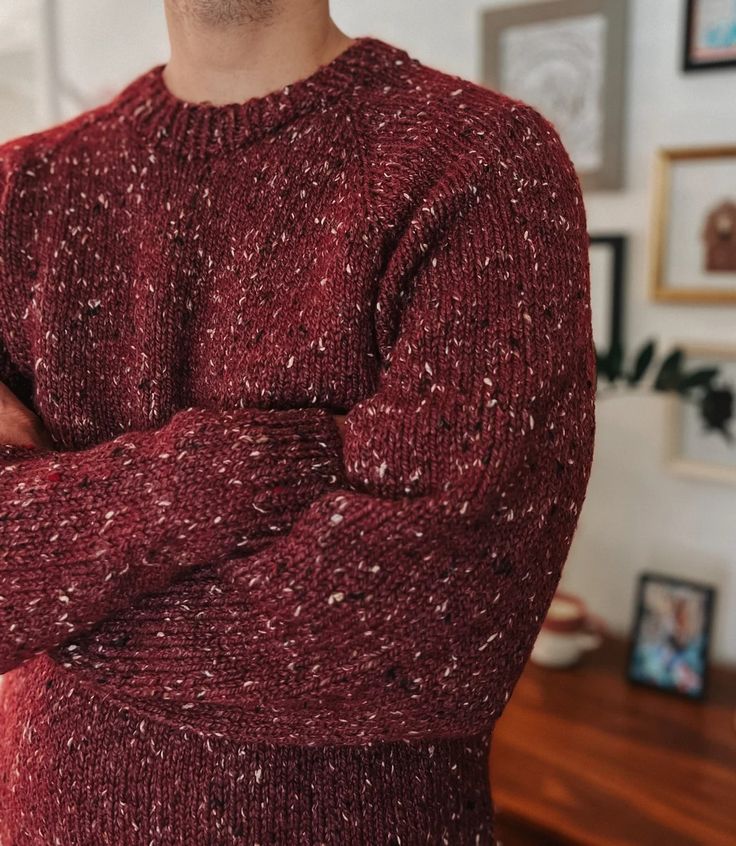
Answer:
0, 35, 595, 844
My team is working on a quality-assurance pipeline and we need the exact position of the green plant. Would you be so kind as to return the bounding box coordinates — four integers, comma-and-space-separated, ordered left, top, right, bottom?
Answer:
596, 339, 734, 443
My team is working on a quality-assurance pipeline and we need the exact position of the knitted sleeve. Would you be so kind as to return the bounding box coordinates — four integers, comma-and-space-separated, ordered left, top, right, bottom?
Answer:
0, 141, 349, 675
218, 103, 597, 743
0, 378, 343, 674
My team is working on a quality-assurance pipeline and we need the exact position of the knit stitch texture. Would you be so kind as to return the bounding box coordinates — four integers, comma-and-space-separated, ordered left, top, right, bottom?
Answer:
0, 35, 596, 844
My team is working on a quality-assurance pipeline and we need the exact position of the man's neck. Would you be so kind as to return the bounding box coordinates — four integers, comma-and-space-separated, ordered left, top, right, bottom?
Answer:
161, 1, 355, 107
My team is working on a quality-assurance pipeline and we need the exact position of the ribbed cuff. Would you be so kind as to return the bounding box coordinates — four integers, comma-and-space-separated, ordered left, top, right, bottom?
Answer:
162, 406, 347, 568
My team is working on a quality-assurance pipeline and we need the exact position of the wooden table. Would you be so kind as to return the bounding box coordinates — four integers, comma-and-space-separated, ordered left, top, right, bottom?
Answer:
488, 633, 736, 845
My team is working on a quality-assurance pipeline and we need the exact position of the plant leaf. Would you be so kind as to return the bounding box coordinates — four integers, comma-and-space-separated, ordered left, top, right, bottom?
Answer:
700, 386, 734, 443
653, 348, 684, 391
627, 339, 656, 385
677, 367, 720, 394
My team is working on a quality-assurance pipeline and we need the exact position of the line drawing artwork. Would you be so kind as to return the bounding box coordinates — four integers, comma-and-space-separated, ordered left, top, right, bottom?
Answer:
499, 13, 607, 173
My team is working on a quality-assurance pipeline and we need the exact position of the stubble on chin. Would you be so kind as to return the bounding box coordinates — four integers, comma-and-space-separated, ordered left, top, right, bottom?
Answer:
173, 0, 278, 27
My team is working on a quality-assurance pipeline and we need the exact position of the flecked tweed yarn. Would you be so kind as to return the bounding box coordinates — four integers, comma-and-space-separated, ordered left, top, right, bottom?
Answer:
0, 35, 596, 845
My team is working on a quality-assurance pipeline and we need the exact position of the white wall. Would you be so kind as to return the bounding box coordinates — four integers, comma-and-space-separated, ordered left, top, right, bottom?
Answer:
4, 0, 736, 661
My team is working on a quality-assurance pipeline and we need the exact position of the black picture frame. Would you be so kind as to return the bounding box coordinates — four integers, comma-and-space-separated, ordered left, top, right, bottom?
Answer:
588, 233, 626, 360
626, 571, 716, 701
682, 0, 736, 72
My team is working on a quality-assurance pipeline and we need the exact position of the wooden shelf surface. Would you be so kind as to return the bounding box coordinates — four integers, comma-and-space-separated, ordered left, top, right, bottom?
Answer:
489, 634, 736, 846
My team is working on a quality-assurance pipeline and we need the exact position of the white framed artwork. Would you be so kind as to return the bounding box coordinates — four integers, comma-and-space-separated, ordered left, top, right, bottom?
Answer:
667, 342, 736, 486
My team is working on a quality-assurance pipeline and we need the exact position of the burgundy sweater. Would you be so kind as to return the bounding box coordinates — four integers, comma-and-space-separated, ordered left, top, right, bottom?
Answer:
0, 35, 595, 845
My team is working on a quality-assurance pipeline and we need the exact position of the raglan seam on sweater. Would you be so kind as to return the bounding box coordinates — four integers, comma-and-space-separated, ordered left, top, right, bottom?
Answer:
359, 113, 517, 324
340, 96, 377, 234
339, 112, 517, 375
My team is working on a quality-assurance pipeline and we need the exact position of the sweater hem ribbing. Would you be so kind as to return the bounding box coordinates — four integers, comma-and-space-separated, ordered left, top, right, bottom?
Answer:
0, 653, 496, 845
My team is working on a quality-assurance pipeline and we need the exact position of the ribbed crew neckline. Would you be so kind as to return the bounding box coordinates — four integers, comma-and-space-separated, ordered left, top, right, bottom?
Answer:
113, 35, 411, 157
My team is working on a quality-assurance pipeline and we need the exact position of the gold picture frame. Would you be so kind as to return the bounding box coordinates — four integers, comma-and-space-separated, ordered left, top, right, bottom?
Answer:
666, 341, 736, 486
649, 145, 736, 304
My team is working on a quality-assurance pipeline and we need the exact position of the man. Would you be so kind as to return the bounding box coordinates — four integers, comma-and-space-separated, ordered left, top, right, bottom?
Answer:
0, 1, 596, 843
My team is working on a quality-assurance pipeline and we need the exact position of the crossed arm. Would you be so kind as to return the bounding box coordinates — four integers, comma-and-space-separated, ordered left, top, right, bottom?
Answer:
1, 103, 596, 743
0, 379, 346, 453
0, 363, 348, 675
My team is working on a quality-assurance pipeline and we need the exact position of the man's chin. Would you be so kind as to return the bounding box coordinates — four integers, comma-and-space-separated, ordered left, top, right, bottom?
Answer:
171, 0, 278, 28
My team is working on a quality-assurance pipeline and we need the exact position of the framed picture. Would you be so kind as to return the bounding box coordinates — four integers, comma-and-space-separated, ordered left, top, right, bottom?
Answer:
626, 571, 716, 700
480, 0, 629, 190
589, 233, 627, 357
666, 341, 736, 484
649, 145, 736, 303
683, 0, 736, 71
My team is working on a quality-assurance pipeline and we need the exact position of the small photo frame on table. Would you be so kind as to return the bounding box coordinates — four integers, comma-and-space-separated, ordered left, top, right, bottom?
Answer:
649, 145, 736, 303
666, 341, 736, 485
588, 234, 627, 357
627, 571, 716, 700
683, 0, 736, 71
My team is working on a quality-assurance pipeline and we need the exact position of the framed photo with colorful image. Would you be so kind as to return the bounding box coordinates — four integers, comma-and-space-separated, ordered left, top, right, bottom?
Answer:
626, 571, 716, 700
683, 0, 736, 71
